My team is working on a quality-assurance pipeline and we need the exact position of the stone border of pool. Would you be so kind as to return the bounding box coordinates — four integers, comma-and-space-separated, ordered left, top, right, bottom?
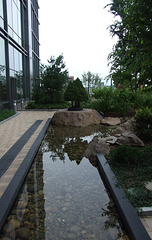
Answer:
97, 153, 151, 240
0, 118, 51, 232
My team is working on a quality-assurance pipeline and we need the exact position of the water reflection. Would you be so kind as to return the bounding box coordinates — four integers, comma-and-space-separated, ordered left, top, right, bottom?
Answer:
42, 125, 112, 163
0, 125, 129, 240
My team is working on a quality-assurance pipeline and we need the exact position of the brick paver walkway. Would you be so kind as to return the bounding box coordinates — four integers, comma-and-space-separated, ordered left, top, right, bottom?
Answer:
0, 111, 55, 197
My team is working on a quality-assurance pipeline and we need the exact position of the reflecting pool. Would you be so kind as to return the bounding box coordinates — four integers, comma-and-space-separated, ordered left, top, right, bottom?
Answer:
0, 125, 129, 240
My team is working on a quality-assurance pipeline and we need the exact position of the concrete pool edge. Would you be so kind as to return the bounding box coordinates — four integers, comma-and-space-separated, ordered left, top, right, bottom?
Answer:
97, 152, 151, 240
0, 118, 51, 232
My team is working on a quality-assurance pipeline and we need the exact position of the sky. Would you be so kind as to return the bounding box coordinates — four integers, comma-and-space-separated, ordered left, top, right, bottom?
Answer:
38, 0, 116, 84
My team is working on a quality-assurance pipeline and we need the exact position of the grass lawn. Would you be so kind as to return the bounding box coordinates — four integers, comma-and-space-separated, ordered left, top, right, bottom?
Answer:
108, 146, 152, 211
0, 109, 15, 122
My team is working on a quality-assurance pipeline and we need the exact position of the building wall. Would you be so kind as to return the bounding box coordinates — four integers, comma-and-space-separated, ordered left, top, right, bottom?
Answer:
0, 0, 40, 110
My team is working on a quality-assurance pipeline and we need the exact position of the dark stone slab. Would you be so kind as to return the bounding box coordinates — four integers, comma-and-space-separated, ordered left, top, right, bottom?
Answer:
0, 120, 43, 177
97, 153, 151, 240
0, 118, 51, 232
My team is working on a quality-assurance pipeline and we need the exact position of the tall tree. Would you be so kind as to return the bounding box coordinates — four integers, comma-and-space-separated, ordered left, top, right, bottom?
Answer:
32, 54, 69, 104
82, 71, 103, 93
107, 0, 152, 90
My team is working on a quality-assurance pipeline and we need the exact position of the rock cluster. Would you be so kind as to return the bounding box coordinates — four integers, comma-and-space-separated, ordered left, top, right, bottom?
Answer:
84, 117, 144, 161
52, 109, 144, 161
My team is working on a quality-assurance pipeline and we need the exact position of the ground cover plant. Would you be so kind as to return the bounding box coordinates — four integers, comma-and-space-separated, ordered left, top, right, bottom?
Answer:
108, 145, 152, 210
0, 109, 15, 122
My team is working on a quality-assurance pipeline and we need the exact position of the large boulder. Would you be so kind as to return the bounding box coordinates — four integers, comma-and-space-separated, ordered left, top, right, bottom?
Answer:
51, 109, 103, 127
116, 132, 144, 147
84, 137, 110, 161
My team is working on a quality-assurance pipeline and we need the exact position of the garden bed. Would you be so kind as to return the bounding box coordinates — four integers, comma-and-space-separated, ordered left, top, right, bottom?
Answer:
0, 109, 15, 122
107, 145, 152, 211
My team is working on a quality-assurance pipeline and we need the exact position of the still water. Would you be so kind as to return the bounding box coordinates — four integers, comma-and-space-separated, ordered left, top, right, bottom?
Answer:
0, 125, 129, 240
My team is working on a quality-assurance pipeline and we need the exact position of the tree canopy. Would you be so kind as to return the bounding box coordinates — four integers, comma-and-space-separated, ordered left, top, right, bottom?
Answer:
82, 71, 103, 93
32, 54, 69, 104
107, 0, 152, 90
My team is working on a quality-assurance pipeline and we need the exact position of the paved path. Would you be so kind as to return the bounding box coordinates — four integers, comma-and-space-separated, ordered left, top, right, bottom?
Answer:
0, 110, 55, 231
0, 110, 152, 239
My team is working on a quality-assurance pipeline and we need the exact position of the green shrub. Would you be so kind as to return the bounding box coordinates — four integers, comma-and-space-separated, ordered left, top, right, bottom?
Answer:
92, 87, 135, 115
25, 101, 37, 109
134, 107, 152, 140
0, 109, 15, 122
113, 89, 134, 114
109, 145, 143, 166
89, 99, 103, 112
25, 101, 70, 109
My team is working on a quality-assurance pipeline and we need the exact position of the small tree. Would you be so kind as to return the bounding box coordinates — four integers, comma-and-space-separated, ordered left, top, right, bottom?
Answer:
64, 78, 88, 110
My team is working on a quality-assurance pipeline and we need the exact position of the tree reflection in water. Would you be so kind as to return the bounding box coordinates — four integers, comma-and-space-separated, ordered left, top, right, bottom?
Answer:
42, 124, 111, 164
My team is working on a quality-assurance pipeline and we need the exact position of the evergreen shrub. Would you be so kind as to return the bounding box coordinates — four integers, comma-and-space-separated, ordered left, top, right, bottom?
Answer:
134, 107, 152, 140
109, 145, 143, 166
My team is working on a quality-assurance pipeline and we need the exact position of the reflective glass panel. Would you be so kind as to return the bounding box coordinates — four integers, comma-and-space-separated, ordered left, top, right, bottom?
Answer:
7, 0, 13, 28
19, 52, 23, 71
16, 71, 23, 99
18, 13, 22, 45
10, 69, 15, 78
0, 0, 4, 28
9, 44, 14, 70
0, 37, 6, 66
14, 48, 20, 72
0, 66, 6, 101
0, 0, 3, 18
12, 2, 18, 34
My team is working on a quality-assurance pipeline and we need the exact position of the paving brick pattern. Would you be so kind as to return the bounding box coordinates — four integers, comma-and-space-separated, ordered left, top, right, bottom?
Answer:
0, 111, 55, 198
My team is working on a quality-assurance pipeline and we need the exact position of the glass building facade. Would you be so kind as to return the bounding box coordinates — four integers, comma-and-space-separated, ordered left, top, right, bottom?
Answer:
0, 0, 40, 110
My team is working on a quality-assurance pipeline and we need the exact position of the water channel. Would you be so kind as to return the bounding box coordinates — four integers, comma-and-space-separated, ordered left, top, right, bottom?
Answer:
0, 125, 129, 240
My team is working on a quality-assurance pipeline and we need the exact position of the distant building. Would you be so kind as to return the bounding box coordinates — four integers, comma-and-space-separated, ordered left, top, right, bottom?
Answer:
69, 76, 74, 82
0, 0, 40, 110
101, 82, 104, 88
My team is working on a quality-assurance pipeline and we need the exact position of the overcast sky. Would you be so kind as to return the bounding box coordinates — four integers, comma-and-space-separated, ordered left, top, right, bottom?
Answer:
38, 0, 116, 84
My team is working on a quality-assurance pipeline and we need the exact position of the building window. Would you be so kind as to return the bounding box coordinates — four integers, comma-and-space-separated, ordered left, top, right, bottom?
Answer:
9, 44, 23, 99
0, 37, 7, 102
0, 0, 4, 28
7, 0, 22, 45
